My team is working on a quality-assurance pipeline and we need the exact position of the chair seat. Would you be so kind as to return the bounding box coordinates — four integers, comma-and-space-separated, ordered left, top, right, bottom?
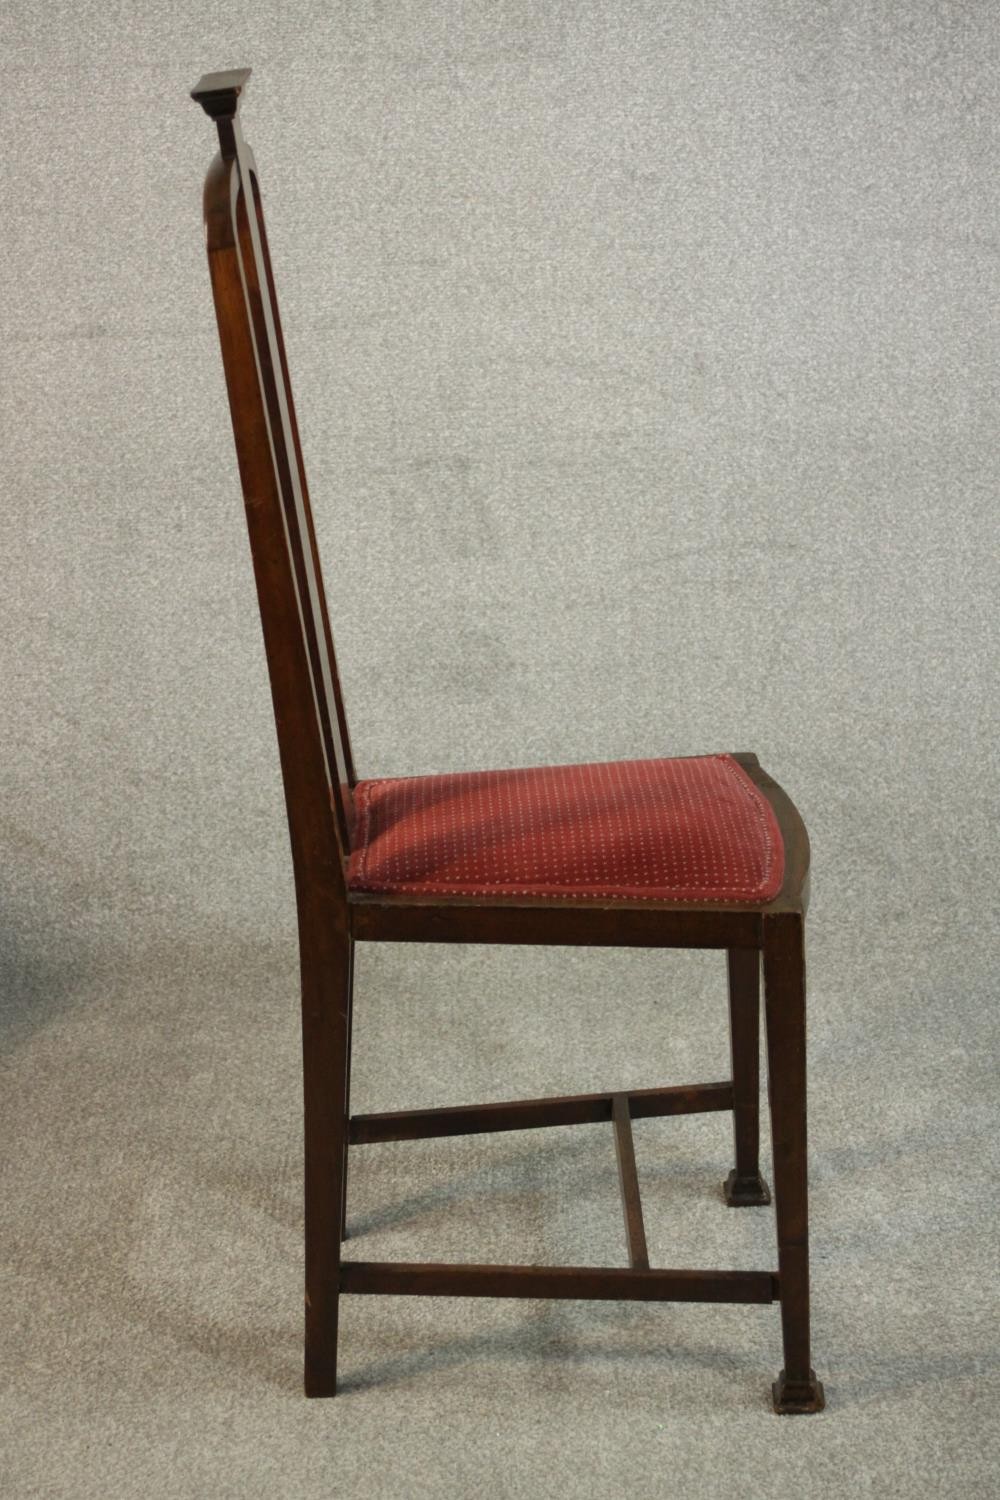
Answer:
347, 753, 784, 904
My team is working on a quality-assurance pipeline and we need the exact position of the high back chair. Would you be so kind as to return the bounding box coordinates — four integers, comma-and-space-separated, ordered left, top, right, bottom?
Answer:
191, 68, 825, 1414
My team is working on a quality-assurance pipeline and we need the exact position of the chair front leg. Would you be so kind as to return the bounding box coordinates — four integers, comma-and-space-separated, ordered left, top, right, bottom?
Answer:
724, 947, 771, 1206
762, 912, 825, 1414
301, 926, 352, 1397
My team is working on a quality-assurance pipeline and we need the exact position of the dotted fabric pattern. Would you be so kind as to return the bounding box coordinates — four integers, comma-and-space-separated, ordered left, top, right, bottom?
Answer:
347, 753, 784, 904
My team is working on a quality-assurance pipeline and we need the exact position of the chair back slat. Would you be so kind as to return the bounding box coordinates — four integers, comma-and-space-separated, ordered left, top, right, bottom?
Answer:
193, 70, 355, 876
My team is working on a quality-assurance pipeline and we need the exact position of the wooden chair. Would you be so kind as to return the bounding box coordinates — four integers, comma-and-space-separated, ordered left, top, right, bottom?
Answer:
191, 68, 825, 1414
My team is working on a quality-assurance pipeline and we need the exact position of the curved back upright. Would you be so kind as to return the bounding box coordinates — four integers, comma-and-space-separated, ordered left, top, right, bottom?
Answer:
191, 70, 355, 908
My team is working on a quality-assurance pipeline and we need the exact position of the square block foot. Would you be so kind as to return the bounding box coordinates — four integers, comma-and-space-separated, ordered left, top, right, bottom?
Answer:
772, 1369, 826, 1414
304, 1361, 338, 1399
723, 1169, 771, 1207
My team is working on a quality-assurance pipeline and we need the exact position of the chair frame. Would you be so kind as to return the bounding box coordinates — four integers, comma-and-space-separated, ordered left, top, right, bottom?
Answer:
191, 68, 825, 1414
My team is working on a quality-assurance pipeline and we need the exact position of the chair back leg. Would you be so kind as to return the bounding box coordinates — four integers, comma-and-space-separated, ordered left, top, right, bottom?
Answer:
302, 928, 353, 1397
724, 947, 771, 1207
340, 942, 355, 1241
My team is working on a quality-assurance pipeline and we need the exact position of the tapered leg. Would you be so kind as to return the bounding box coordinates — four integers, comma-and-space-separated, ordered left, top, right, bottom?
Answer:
763, 913, 825, 1414
302, 927, 352, 1397
723, 947, 771, 1206
340, 942, 355, 1241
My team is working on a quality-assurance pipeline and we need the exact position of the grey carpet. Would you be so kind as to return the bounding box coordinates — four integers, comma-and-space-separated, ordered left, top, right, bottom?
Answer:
2, 2, 998, 1496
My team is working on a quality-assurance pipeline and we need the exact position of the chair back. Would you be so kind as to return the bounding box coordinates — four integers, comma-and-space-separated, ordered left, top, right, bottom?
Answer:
192, 70, 354, 897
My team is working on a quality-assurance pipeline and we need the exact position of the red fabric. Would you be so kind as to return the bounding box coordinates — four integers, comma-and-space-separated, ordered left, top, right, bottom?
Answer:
348, 753, 784, 904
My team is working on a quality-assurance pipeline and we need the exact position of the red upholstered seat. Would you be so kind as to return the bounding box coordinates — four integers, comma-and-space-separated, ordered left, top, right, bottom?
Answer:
348, 753, 784, 904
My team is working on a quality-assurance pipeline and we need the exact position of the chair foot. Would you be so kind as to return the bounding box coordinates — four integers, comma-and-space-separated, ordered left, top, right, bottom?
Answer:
304, 1365, 339, 1398
723, 1169, 771, 1207
772, 1368, 826, 1414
